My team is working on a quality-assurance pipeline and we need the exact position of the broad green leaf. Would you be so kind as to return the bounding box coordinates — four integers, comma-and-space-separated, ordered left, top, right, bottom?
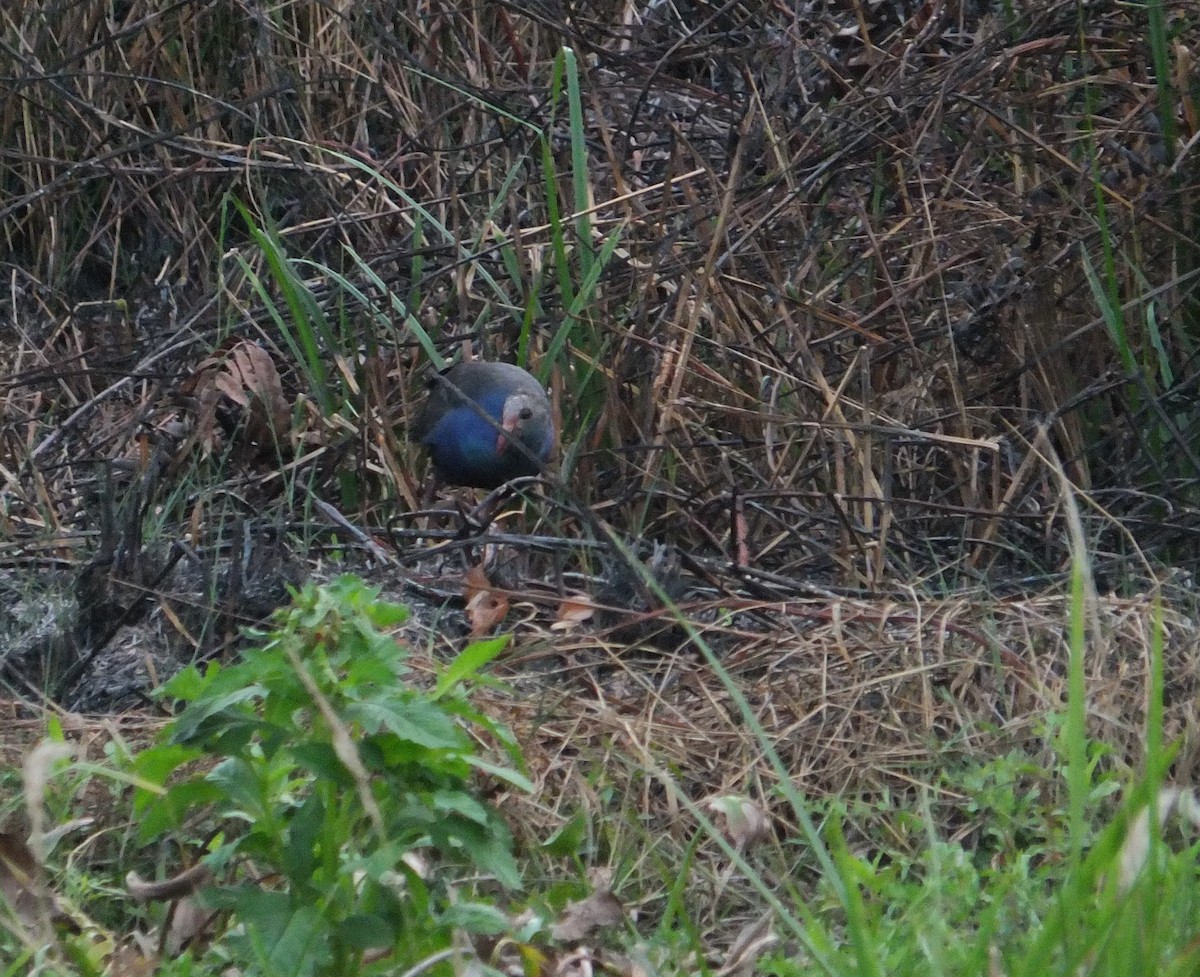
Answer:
541, 812, 588, 857
437, 901, 509, 934
433, 636, 510, 700
345, 698, 465, 749
341, 913, 397, 950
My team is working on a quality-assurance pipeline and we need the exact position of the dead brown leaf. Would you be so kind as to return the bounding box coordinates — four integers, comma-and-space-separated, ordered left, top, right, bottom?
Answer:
0, 830, 63, 934
165, 896, 215, 955
462, 563, 492, 603
463, 564, 509, 635
550, 885, 626, 943
106, 942, 159, 977
715, 912, 777, 977
1118, 786, 1200, 891
181, 339, 291, 462
705, 795, 771, 852
551, 593, 597, 631
125, 862, 213, 902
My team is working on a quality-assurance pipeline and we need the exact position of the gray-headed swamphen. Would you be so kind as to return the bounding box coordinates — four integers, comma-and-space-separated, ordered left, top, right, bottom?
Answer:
413, 361, 554, 489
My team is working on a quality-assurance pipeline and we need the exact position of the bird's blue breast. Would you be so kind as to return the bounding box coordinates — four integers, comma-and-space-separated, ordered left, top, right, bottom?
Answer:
420, 390, 510, 485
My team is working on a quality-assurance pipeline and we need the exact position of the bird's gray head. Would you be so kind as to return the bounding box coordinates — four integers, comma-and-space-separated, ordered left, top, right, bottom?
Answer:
499, 391, 549, 456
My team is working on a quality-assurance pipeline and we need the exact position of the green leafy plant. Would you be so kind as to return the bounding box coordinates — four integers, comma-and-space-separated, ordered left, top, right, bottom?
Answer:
126, 575, 528, 976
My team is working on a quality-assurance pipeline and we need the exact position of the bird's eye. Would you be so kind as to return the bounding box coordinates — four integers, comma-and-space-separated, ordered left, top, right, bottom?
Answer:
519, 407, 533, 420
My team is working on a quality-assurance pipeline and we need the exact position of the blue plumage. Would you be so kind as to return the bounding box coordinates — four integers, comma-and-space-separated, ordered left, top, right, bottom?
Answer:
413, 361, 554, 489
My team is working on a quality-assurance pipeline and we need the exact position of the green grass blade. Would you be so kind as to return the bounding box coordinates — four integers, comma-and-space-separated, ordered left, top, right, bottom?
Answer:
232, 197, 335, 415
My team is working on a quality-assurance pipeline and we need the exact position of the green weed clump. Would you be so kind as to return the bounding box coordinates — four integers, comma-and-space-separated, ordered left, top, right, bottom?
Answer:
125, 575, 526, 976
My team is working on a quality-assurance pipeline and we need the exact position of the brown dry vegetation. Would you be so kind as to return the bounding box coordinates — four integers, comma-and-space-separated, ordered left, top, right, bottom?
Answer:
2, 0, 1200, 893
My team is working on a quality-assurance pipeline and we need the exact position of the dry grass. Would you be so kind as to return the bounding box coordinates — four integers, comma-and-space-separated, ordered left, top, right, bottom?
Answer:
0, 1, 1194, 585
2, 579, 1196, 935
464, 581, 1200, 847
1, 0, 1200, 865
